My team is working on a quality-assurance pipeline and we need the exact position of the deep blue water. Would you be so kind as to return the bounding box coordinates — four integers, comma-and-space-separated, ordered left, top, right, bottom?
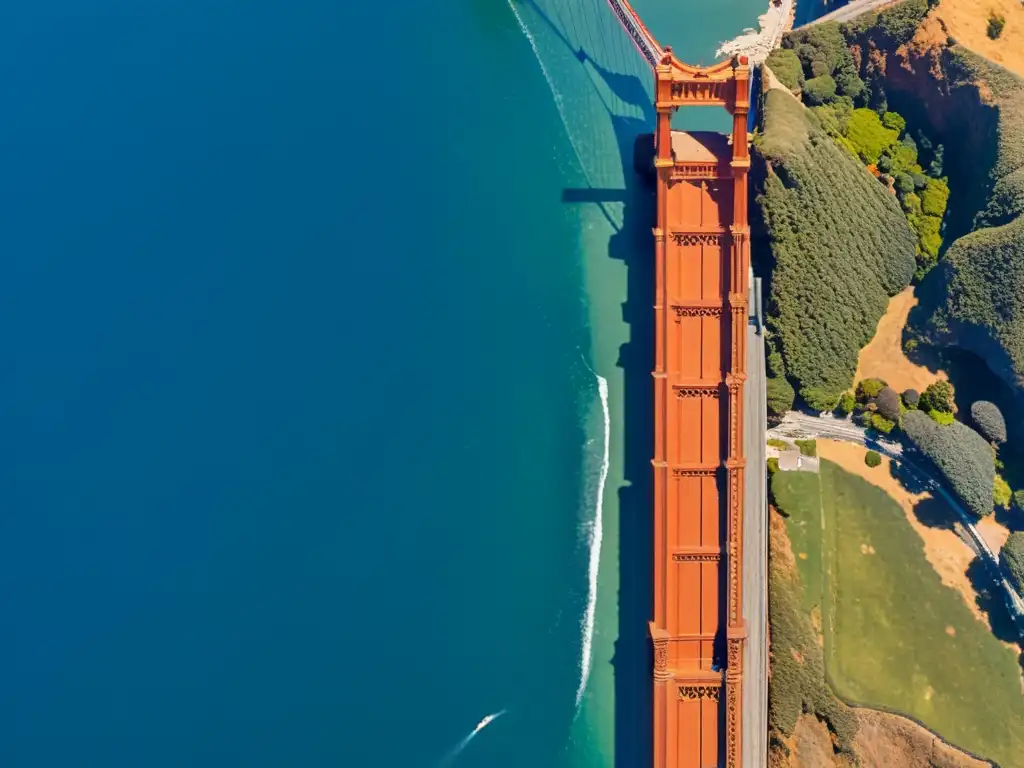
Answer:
0, 1, 769, 766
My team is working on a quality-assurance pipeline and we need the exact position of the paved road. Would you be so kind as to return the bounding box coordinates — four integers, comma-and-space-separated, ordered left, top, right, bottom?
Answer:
742, 278, 768, 768
768, 412, 1024, 623
797, 0, 899, 29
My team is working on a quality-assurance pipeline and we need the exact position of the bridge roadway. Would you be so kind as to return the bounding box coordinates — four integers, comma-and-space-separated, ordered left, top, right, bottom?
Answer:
742, 275, 768, 768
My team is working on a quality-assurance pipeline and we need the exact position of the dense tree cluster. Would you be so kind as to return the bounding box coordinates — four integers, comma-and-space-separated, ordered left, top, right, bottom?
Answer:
1001, 532, 1024, 594
901, 410, 995, 517
970, 400, 1008, 444
772, 12, 951, 279
756, 91, 917, 410
865, 450, 882, 468
766, 48, 804, 92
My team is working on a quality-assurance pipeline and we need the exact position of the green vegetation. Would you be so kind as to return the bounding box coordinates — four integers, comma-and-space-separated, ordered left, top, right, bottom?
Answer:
902, 388, 920, 409
874, 386, 901, 421
856, 377, 887, 400
916, 51, 1024, 394
767, 438, 789, 449
795, 439, 817, 457
756, 90, 916, 409
836, 391, 855, 415
768, 456, 780, 475
995, 474, 1013, 509
870, 413, 896, 433
780, 460, 1024, 766
988, 12, 1006, 41
929, 409, 955, 426
1003, 532, 1024, 593
769, 471, 857, 751
1015, 488, 1024, 513
864, 449, 882, 468
765, 48, 803, 92
766, 373, 796, 416
902, 410, 995, 517
775, 12, 952, 279
971, 400, 1008, 444
918, 380, 955, 414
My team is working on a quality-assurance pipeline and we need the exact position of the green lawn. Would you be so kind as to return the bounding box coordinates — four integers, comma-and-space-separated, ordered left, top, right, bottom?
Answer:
773, 462, 1024, 767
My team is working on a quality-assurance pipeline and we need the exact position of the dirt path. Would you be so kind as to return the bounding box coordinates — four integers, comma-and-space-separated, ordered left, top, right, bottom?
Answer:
936, 0, 1024, 78
854, 287, 947, 393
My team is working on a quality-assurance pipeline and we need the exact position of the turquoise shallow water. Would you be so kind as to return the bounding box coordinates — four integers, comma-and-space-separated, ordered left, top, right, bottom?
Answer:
1, 2, 762, 766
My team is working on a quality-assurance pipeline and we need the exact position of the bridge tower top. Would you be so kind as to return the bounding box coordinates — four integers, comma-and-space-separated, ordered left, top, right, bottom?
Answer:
654, 47, 751, 115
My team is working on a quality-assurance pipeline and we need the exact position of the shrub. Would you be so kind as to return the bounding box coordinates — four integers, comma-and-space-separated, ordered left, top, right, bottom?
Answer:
768, 438, 789, 449
902, 389, 920, 408
875, 386, 902, 421
894, 172, 914, 195
902, 410, 995, 517
804, 74, 837, 106
837, 391, 856, 415
795, 439, 817, 457
871, 413, 896, 433
1014, 489, 1024, 513
758, 90, 916, 408
865, 450, 882, 467
802, 387, 840, 412
882, 111, 906, 135
767, 375, 797, 416
988, 13, 1006, 40
1001, 532, 1024, 594
995, 474, 1013, 509
768, 457, 780, 475
919, 177, 950, 217
845, 108, 900, 164
970, 400, 1007, 444
767, 48, 804, 91
919, 380, 955, 413
929, 409, 955, 425
856, 378, 888, 401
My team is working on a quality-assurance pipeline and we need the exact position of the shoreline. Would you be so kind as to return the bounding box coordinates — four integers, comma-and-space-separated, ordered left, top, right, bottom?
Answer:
716, 0, 796, 64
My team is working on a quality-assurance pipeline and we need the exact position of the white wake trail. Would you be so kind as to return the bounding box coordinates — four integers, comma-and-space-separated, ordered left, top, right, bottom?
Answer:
575, 373, 610, 706
438, 710, 507, 767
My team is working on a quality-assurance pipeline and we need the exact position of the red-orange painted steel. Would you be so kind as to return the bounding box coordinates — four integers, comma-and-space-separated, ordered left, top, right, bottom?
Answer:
648, 48, 750, 768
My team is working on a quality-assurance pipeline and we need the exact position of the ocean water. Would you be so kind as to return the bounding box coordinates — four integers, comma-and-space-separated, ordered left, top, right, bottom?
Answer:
0, 2, 760, 767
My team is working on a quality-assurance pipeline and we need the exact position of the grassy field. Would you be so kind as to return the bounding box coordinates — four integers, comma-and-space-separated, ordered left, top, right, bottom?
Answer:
773, 462, 1024, 767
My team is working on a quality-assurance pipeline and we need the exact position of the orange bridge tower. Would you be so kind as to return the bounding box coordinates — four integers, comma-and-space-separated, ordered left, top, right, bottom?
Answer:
648, 48, 750, 768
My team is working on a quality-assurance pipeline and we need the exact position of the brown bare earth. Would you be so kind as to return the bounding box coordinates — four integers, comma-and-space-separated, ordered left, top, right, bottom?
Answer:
977, 514, 1012, 553
936, 0, 1024, 78
854, 288, 947, 392
852, 709, 990, 768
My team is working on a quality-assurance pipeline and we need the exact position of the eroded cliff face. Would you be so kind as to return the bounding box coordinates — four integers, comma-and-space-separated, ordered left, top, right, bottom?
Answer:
846, 12, 1024, 395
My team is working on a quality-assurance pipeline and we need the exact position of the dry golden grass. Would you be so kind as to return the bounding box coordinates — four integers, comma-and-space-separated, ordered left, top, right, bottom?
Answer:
854, 287, 947, 393
936, 0, 1024, 77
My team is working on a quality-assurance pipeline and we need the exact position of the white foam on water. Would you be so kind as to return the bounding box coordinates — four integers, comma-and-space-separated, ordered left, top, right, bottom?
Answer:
575, 373, 610, 707
438, 710, 507, 767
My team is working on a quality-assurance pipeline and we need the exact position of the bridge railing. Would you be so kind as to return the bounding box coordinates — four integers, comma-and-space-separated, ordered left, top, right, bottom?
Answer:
604, 0, 663, 68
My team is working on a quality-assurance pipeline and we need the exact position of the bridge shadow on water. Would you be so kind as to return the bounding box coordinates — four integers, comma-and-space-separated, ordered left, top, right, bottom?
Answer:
520, 1, 658, 762
558, 41, 656, 768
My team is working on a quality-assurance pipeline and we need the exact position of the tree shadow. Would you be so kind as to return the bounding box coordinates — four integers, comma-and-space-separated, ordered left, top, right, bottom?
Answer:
965, 558, 1024, 662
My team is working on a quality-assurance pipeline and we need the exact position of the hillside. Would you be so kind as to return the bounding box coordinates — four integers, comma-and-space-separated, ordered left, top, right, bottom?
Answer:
754, 87, 917, 411
826, 0, 1024, 394
923, 52, 1024, 391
